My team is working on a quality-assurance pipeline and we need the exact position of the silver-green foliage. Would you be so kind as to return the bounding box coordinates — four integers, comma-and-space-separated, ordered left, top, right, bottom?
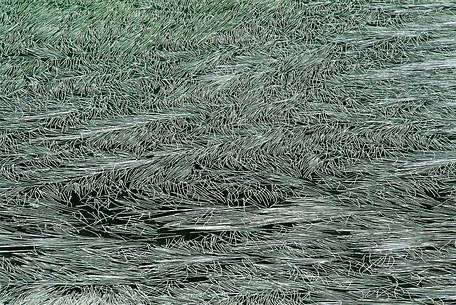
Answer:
0, 0, 455, 304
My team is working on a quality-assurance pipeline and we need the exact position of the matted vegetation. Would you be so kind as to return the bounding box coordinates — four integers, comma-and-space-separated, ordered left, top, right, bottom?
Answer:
1, 0, 455, 304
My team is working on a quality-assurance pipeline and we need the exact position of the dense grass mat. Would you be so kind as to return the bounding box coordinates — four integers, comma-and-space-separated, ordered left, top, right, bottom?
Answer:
1, 0, 456, 304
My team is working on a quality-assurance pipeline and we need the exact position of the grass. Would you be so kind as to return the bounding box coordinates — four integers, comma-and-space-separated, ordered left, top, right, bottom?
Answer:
1, 0, 456, 304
